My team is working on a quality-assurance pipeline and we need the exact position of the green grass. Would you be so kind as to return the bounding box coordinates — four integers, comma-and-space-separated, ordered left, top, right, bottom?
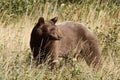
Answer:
0, 1, 120, 80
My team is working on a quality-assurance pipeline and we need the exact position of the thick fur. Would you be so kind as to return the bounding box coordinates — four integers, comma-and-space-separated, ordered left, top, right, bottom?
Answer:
30, 17, 101, 68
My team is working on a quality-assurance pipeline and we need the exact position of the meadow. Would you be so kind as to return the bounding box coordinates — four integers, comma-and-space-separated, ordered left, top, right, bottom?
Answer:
0, 0, 120, 80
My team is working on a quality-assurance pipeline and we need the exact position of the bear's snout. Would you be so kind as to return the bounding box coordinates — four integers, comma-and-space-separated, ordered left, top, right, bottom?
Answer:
57, 36, 62, 40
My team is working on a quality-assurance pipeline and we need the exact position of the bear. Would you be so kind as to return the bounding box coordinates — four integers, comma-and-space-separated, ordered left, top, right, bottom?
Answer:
30, 17, 102, 69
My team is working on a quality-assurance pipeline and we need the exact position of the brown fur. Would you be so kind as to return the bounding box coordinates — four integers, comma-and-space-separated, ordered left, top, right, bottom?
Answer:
30, 17, 102, 68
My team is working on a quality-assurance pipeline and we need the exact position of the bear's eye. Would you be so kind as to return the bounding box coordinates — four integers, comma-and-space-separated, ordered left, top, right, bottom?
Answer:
50, 28, 55, 31
42, 27, 48, 32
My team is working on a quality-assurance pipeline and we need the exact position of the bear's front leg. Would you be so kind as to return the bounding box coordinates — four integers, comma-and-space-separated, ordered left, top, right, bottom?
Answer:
50, 46, 59, 69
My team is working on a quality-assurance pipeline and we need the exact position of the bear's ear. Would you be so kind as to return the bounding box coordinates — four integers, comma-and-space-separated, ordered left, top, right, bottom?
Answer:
38, 17, 44, 25
50, 17, 58, 24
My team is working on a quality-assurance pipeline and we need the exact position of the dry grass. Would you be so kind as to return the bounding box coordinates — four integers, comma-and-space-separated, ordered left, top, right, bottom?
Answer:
0, 1, 120, 80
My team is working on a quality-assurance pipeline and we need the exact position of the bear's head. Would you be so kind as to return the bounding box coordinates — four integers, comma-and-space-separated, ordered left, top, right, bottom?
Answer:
36, 17, 62, 40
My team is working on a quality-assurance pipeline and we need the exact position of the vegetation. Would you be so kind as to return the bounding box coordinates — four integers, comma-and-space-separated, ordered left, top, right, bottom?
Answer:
0, 0, 120, 80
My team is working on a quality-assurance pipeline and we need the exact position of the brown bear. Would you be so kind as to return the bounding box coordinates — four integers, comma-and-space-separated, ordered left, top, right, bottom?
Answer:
30, 17, 102, 69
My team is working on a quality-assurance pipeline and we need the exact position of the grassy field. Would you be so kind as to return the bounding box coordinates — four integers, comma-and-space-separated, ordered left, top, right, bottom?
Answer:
0, 1, 120, 80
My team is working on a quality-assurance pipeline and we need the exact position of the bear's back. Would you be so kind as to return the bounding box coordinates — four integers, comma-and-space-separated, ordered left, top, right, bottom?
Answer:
57, 21, 95, 41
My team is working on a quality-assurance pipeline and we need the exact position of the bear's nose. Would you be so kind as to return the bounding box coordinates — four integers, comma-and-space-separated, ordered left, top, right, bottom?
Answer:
58, 36, 62, 40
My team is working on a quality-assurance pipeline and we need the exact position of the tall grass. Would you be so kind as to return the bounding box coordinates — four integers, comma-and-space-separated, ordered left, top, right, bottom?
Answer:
0, 1, 120, 80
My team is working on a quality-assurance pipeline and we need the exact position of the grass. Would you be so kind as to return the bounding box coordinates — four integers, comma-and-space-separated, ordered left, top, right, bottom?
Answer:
0, 1, 120, 80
